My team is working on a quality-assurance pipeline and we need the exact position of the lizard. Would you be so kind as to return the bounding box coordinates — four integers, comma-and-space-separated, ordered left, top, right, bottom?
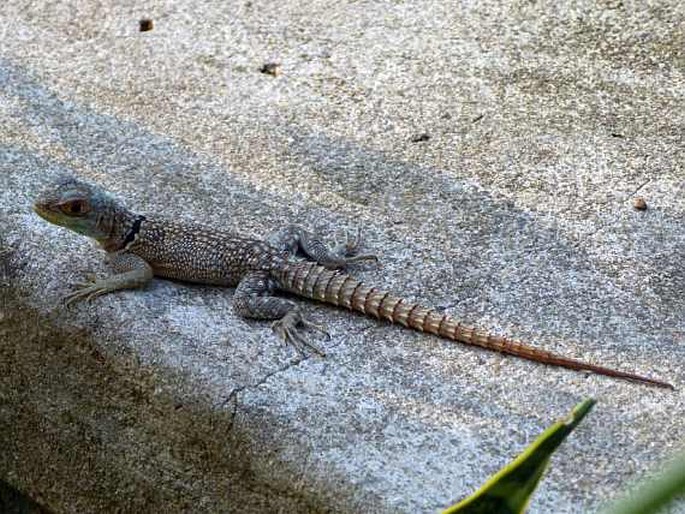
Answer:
33, 176, 673, 389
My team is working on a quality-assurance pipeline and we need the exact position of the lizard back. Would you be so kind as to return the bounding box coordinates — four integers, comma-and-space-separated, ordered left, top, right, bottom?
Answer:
127, 218, 281, 286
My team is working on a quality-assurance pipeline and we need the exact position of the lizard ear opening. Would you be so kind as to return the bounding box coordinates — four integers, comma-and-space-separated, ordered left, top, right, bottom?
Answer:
59, 199, 91, 216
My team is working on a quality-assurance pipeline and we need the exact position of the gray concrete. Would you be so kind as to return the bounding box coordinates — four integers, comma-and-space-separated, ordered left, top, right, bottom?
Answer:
1, 1, 684, 512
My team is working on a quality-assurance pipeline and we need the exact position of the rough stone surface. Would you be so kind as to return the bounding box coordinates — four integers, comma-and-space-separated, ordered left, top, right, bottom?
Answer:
1, 1, 684, 513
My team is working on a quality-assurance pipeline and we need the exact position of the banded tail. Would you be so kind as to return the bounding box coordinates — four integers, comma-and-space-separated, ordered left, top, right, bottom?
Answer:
276, 261, 673, 389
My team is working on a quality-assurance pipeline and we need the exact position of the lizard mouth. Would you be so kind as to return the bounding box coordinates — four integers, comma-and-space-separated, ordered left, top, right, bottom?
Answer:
33, 202, 59, 224
32, 200, 97, 237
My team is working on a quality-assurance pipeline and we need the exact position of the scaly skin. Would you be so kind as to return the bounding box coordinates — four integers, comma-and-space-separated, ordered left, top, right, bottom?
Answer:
33, 177, 673, 389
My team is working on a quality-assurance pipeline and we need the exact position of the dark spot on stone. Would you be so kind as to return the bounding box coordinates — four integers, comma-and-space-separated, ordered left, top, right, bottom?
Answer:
632, 196, 647, 210
139, 19, 154, 32
411, 133, 430, 143
259, 63, 281, 76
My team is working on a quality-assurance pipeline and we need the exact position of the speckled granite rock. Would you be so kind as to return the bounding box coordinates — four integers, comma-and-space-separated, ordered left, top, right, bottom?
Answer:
0, 1, 683, 512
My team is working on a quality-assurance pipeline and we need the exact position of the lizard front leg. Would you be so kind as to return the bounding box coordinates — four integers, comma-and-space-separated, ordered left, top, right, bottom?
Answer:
266, 224, 377, 268
64, 252, 153, 305
233, 272, 329, 355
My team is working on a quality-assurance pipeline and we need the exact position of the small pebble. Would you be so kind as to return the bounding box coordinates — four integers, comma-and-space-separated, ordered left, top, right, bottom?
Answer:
633, 197, 647, 211
259, 63, 281, 76
139, 19, 154, 32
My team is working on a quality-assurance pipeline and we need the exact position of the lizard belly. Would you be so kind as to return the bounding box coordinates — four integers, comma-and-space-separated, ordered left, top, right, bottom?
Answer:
139, 242, 244, 286
150, 260, 240, 286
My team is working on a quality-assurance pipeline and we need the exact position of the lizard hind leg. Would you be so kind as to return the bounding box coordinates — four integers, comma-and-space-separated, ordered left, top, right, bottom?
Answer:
266, 224, 377, 269
233, 272, 329, 356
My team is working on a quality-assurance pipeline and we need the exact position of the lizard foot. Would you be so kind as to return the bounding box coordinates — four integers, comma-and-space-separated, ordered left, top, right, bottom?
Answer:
330, 228, 378, 268
63, 277, 112, 306
271, 310, 330, 357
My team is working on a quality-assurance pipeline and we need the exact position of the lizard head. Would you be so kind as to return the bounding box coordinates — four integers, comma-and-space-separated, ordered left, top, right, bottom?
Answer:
33, 176, 122, 241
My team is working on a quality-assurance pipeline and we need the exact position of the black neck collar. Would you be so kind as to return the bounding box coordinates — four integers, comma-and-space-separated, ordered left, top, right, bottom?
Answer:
122, 215, 146, 247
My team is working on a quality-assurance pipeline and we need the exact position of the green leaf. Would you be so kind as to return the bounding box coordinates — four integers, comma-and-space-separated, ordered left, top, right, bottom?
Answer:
601, 451, 685, 514
443, 398, 596, 514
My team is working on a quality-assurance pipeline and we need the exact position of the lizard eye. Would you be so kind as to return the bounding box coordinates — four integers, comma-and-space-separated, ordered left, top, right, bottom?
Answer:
59, 199, 90, 216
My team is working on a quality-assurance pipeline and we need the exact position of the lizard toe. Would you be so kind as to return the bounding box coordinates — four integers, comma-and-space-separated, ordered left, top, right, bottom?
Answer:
330, 228, 378, 268
298, 316, 331, 340
63, 289, 89, 306
271, 311, 327, 356
63, 282, 111, 306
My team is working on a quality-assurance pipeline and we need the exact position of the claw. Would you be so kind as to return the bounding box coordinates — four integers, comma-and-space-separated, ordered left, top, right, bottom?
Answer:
63, 292, 84, 307
343, 253, 378, 264
271, 310, 327, 356
299, 317, 331, 340
334, 228, 363, 257
85, 288, 108, 302
344, 230, 360, 255
62, 280, 110, 306
330, 228, 378, 268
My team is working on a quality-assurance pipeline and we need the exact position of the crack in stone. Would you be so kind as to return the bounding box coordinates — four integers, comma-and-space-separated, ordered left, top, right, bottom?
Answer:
221, 354, 311, 419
